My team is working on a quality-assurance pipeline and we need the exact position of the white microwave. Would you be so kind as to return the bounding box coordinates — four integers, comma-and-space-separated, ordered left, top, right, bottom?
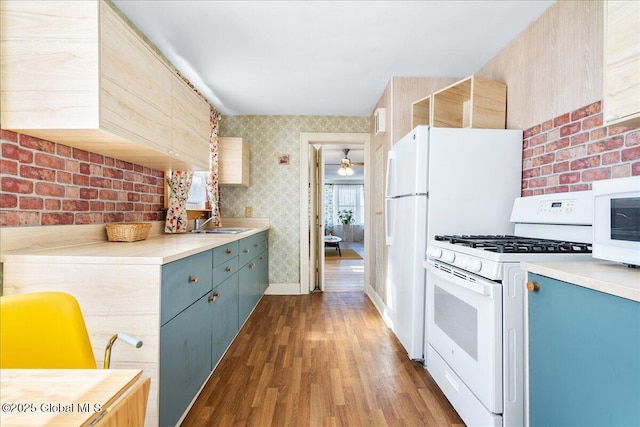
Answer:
592, 176, 640, 267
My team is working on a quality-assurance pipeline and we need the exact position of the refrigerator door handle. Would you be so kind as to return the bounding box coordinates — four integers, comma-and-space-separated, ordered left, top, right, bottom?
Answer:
385, 151, 396, 198
385, 198, 393, 246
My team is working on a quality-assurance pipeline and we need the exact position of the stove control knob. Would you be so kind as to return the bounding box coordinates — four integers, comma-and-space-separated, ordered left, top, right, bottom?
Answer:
427, 247, 442, 259
442, 251, 455, 263
460, 257, 470, 270
468, 258, 482, 272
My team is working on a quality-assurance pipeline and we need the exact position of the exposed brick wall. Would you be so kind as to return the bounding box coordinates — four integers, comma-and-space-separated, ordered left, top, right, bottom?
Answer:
522, 101, 640, 196
0, 128, 166, 226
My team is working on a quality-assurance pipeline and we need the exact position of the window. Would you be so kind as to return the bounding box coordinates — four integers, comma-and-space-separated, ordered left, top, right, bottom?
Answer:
332, 184, 365, 225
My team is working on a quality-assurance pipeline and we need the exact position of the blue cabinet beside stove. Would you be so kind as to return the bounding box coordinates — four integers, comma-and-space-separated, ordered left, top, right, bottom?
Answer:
527, 273, 640, 427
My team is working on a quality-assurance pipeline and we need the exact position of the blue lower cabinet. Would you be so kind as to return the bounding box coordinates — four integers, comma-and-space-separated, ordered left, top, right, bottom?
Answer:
159, 235, 269, 425
211, 274, 239, 369
238, 261, 256, 326
257, 251, 269, 295
528, 273, 640, 427
160, 293, 212, 427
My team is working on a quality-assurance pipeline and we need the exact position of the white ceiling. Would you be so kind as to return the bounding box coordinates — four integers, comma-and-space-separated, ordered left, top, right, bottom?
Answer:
112, 0, 555, 116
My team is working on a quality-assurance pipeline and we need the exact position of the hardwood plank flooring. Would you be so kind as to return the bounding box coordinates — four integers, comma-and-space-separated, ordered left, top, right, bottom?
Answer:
324, 242, 365, 293
182, 292, 464, 426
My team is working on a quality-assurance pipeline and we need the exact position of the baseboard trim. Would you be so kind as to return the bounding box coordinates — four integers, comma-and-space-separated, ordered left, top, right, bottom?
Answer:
265, 283, 303, 295
365, 286, 394, 330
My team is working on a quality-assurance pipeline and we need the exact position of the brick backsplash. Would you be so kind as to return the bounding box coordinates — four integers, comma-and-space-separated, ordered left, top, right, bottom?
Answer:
522, 101, 640, 196
0, 128, 166, 226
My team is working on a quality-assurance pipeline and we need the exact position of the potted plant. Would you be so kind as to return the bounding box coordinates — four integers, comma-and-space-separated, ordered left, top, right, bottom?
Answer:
338, 209, 354, 225
337, 209, 355, 241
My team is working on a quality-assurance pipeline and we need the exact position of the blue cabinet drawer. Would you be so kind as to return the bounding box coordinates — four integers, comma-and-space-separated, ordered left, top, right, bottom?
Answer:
161, 250, 213, 325
213, 257, 238, 287
213, 241, 238, 267
238, 233, 266, 266
257, 238, 268, 255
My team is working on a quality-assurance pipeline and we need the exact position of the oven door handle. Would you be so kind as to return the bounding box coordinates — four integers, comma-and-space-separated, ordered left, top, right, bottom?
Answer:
428, 263, 494, 297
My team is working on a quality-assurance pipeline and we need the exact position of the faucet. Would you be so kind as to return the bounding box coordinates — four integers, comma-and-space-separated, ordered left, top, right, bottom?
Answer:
194, 214, 216, 231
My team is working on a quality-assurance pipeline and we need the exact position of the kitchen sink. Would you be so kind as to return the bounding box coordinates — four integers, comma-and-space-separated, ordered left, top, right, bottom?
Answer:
191, 228, 250, 234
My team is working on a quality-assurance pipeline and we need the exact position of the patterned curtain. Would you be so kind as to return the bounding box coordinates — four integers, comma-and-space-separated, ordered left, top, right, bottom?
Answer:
207, 108, 222, 226
165, 171, 193, 233
324, 183, 334, 230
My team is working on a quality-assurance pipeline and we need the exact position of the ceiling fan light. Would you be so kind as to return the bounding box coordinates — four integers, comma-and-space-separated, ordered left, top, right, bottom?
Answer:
345, 167, 354, 176
337, 167, 347, 176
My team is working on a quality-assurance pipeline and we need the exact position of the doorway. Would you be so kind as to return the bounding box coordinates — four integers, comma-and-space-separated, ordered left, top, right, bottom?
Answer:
322, 178, 366, 292
299, 133, 370, 294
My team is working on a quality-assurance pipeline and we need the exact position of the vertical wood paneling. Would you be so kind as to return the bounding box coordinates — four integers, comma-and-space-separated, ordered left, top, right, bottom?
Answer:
477, 0, 604, 130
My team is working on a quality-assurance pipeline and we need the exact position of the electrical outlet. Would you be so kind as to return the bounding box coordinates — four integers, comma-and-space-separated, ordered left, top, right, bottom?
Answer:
245, 206, 253, 217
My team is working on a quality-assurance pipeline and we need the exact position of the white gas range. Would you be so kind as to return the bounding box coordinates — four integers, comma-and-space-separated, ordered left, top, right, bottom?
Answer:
423, 191, 595, 427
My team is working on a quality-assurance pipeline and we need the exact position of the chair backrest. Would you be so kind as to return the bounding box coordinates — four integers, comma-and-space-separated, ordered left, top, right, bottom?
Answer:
96, 377, 151, 426
0, 291, 97, 369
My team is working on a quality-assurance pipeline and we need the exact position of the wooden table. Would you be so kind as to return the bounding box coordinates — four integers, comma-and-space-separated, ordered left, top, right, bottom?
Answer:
0, 369, 142, 427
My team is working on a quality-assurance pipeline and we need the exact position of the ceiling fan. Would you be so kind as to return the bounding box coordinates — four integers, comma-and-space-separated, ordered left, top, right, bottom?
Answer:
333, 148, 364, 176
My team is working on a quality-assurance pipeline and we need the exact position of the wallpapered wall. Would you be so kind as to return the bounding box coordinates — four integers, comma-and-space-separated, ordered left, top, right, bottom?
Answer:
219, 115, 369, 285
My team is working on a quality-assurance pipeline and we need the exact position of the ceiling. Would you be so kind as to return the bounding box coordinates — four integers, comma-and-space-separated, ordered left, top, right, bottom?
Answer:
112, 0, 555, 117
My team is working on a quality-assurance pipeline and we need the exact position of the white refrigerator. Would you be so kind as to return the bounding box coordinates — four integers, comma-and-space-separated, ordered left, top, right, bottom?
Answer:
384, 125, 522, 361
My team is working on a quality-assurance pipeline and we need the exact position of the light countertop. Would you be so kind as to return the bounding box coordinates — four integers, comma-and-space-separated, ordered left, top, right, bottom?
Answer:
521, 260, 640, 302
0, 227, 269, 266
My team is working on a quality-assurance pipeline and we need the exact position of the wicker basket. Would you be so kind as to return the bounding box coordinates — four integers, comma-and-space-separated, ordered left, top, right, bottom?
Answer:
105, 222, 152, 242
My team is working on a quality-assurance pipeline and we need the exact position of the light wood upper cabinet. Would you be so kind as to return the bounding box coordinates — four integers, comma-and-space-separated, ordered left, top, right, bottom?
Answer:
0, 1, 101, 129
603, 1, 640, 127
100, 2, 172, 155
171, 74, 211, 167
219, 137, 250, 187
0, 0, 209, 171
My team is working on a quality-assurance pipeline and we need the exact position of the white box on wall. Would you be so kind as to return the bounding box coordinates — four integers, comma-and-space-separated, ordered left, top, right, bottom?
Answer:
374, 108, 386, 134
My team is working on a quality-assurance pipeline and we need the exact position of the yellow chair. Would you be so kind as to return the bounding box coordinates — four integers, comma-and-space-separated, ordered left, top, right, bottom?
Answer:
0, 291, 141, 369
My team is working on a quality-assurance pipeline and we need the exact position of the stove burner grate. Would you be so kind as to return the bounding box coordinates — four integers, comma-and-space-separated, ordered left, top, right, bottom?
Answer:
434, 234, 592, 254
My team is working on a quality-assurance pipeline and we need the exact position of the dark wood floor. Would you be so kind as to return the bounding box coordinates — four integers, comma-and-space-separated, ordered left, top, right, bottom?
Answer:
182, 292, 464, 426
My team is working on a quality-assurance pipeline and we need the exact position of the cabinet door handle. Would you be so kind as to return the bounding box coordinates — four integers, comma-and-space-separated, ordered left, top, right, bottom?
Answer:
189, 276, 199, 284
254, 242, 259, 247
526, 281, 539, 292
226, 266, 233, 272
243, 249, 250, 253
209, 292, 220, 303
226, 249, 233, 255
249, 263, 255, 269
259, 256, 264, 260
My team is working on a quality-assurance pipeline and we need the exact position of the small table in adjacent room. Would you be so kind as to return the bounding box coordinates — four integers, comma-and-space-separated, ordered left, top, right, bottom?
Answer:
324, 235, 342, 256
